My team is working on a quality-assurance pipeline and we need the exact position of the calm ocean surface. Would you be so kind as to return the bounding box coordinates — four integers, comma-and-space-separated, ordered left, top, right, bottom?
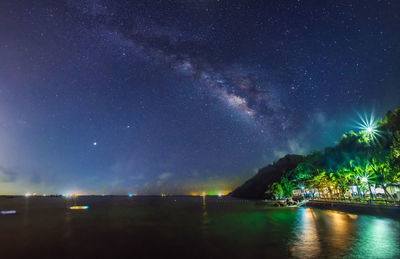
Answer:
0, 196, 399, 258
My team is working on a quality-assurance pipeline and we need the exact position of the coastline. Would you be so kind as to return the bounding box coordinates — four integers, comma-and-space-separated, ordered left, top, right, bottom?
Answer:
304, 200, 400, 219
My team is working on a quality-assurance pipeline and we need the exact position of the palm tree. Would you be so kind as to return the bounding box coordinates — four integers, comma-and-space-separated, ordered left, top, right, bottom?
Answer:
307, 176, 319, 199
370, 157, 395, 200
350, 158, 376, 200
364, 164, 377, 200
330, 168, 350, 200
349, 159, 363, 198
280, 177, 295, 198
292, 160, 316, 198
267, 182, 284, 200
308, 170, 330, 199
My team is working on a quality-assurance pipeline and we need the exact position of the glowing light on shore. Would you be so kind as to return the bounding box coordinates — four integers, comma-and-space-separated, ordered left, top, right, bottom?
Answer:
24, 192, 32, 197
63, 193, 79, 198
69, 206, 89, 210
190, 190, 230, 196
128, 193, 134, 197
355, 112, 381, 142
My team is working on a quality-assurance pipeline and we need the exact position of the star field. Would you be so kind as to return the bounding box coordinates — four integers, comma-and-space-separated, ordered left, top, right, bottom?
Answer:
0, 0, 399, 194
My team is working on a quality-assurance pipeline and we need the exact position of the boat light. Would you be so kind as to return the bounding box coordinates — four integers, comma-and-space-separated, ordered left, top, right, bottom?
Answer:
69, 206, 89, 210
1, 210, 16, 215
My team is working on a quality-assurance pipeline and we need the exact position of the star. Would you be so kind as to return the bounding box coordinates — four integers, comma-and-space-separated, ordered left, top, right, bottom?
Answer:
1, 0, 398, 197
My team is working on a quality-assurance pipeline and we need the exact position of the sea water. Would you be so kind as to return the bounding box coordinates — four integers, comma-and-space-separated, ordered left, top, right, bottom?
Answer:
0, 196, 399, 258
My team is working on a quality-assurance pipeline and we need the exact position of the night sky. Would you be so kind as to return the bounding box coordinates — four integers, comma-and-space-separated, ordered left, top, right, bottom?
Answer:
0, 0, 399, 195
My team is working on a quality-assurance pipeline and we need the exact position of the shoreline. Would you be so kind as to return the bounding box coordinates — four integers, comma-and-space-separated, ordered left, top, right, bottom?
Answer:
304, 200, 400, 219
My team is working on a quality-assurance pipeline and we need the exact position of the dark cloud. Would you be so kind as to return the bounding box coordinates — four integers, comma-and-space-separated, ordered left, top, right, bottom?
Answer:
0, 166, 17, 182
29, 171, 42, 184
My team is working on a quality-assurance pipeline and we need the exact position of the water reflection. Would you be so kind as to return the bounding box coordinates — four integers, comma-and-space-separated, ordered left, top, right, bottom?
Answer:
2, 197, 399, 258
64, 202, 72, 239
323, 210, 357, 254
350, 217, 400, 258
292, 208, 321, 258
20, 197, 30, 245
202, 195, 209, 235
292, 208, 400, 258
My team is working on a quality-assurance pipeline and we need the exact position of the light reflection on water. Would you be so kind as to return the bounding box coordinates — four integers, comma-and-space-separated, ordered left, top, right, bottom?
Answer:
291, 207, 399, 259
349, 217, 400, 258
0, 197, 399, 258
202, 195, 210, 235
292, 208, 321, 258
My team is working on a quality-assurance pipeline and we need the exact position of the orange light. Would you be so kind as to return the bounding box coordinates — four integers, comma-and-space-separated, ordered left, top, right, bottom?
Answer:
69, 206, 89, 210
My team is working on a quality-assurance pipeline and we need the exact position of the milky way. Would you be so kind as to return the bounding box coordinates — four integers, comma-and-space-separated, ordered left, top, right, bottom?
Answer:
74, 1, 292, 138
0, 0, 399, 194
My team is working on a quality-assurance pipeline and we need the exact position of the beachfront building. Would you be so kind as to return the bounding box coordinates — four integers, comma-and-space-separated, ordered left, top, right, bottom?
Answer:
293, 188, 302, 197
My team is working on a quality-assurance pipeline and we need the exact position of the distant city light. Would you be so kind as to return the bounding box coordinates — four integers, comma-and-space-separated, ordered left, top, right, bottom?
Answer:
218, 193, 222, 197
24, 192, 32, 197
69, 206, 89, 210
128, 193, 134, 197
63, 193, 79, 198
